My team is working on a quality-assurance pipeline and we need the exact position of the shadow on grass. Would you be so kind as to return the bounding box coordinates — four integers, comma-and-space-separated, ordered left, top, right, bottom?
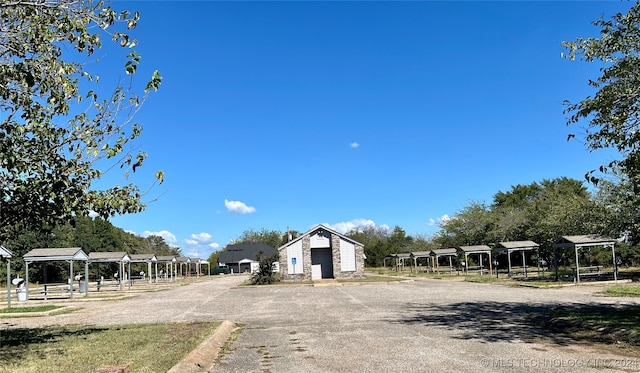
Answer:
0, 326, 110, 362
388, 301, 640, 346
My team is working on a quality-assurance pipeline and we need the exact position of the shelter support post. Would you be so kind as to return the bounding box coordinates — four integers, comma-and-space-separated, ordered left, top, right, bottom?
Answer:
6, 258, 11, 308
69, 260, 74, 299
25, 261, 29, 300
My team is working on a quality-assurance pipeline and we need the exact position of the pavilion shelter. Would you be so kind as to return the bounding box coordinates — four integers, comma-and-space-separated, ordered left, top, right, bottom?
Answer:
494, 241, 540, 278
553, 235, 617, 283
194, 258, 210, 276
88, 252, 131, 291
129, 254, 158, 284
23, 248, 89, 300
457, 245, 493, 275
156, 256, 177, 281
408, 251, 432, 273
429, 248, 458, 274
383, 253, 412, 271
1, 245, 13, 308
175, 256, 192, 278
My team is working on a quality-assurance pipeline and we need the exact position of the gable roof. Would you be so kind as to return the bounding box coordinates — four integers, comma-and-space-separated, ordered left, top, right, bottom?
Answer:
277, 224, 364, 251
495, 241, 539, 252
0, 245, 12, 259
553, 235, 615, 248
129, 254, 157, 262
430, 248, 458, 256
88, 251, 131, 263
457, 245, 492, 254
23, 247, 89, 262
219, 242, 276, 263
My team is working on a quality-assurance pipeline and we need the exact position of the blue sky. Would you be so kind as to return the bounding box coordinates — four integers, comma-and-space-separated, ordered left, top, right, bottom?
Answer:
96, 1, 629, 259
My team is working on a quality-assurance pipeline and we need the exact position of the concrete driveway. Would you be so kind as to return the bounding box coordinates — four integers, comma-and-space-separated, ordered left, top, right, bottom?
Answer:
2, 275, 640, 372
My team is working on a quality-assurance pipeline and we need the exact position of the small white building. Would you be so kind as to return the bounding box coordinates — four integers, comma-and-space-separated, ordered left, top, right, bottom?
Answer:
278, 224, 365, 281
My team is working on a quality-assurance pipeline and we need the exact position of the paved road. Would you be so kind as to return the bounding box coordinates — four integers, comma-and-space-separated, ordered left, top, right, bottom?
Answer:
2, 275, 640, 372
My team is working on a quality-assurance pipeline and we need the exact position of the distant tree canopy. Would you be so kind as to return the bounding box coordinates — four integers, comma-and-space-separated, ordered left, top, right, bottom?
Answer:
1, 216, 180, 279
433, 177, 612, 263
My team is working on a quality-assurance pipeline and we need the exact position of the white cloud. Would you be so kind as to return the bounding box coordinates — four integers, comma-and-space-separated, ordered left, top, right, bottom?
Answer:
190, 232, 212, 243
209, 242, 220, 250
224, 199, 256, 214
184, 239, 198, 246
350, 142, 360, 149
141, 230, 177, 245
323, 219, 389, 234
428, 214, 451, 227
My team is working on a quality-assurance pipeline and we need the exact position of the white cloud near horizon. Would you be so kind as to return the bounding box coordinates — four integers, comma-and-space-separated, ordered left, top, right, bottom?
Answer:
350, 142, 359, 148
141, 229, 178, 246
224, 199, 256, 214
324, 218, 389, 234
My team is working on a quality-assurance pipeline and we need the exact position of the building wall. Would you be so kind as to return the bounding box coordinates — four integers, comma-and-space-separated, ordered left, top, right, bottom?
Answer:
279, 230, 365, 281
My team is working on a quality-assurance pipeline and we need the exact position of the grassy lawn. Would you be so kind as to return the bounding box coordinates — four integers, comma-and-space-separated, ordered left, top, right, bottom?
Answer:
600, 284, 640, 297
548, 308, 640, 347
0, 322, 220, 373
0, 305, 61, 314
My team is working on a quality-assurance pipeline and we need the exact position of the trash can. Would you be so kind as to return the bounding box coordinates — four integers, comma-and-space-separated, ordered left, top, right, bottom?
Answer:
16, 288, 27, 302
79, 282, 87, 293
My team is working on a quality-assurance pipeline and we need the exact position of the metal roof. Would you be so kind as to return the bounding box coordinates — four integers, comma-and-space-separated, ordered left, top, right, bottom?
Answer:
23, 248, 88, 262
553, 235, 615, 248
457, 245, 492, 254
175, 256, 191, 263
129, 254, 158, 262
88, 252, 131, 263
0, 245, 12, 259
156, 255, 177, 263
495, 241, 539, 252
430, 248, 458, 256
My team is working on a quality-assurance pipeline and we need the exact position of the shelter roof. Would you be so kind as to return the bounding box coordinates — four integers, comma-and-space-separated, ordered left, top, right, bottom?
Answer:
410, 251, 432, 258
23, 247, 88, 262
175, 256, 191, 263
553, 235, 616, 248
384, 253, 412, 259
430, 248, 458, 256
130, 254, 157, 262
457, 245, 492, 254
156, 255, 177, 262
88, 251, 130, 262
495, 241, 539, 252
0, 245, 12, 259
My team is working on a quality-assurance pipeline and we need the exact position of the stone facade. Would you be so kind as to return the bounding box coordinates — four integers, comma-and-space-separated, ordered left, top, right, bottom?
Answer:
278, 225, 365, 282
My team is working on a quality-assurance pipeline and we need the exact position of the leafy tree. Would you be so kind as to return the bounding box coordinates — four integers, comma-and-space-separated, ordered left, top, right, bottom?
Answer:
234, 228, 283, 249
562, 2, 640, 189
0, 0, 162, 243
250, 252, 279, 285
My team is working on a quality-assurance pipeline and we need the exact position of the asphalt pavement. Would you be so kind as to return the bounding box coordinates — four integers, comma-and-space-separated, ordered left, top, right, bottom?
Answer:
2, 275, 640, 373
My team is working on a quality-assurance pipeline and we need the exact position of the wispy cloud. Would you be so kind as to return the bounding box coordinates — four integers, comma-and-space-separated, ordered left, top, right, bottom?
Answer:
350, 142, 360, 149
224, 199, 256, 214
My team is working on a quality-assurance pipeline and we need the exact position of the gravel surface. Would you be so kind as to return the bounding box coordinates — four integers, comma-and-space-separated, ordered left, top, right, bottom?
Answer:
2, 275, 640, 373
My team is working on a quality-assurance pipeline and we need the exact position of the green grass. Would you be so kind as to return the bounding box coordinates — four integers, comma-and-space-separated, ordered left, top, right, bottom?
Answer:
549, 308, 640, 346
337, 275, 406, 283
0, 305, 61, 314
600, 285, 640, 297
0, 322, 221, 373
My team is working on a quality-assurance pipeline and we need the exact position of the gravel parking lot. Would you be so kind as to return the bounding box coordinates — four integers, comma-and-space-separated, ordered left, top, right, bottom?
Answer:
2, 275, 640, 372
